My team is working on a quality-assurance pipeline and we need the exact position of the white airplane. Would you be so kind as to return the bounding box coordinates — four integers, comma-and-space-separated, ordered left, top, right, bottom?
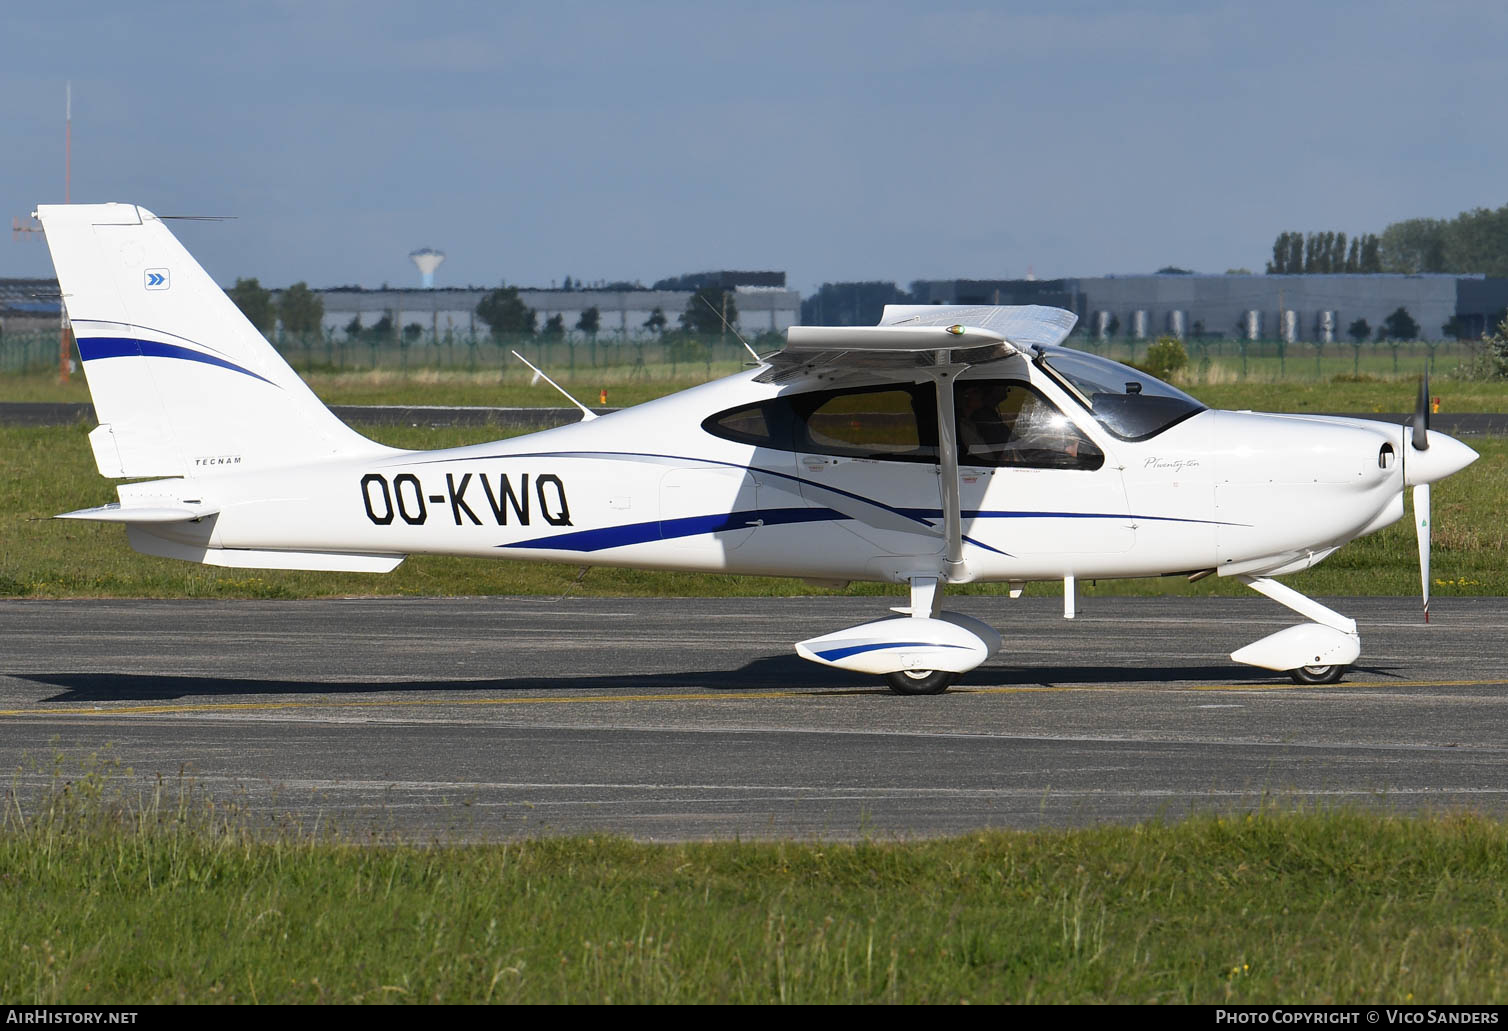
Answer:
36, 203, 1479, 694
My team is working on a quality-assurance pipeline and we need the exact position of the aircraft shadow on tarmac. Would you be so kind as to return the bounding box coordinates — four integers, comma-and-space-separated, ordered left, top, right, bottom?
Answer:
13, 655, 1362, 704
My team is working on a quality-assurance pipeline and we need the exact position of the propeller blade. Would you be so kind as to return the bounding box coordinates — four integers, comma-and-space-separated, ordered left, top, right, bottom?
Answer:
1412, 373, 1430, 451
1414, 483, 1431, 624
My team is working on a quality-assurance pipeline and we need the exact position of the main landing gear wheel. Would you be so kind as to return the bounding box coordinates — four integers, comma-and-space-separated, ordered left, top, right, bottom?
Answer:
1288, 664, 1349, 685
884, 669, 958, 696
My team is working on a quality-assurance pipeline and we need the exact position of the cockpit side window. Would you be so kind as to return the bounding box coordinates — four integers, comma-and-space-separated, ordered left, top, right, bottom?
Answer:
955, 380, 1104, 470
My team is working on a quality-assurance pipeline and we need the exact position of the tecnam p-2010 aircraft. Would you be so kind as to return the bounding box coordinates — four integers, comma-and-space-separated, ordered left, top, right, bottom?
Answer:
37, 203, 1479, 694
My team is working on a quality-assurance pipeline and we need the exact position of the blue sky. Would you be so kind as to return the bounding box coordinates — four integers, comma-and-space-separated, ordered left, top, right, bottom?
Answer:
4, 1, 1506, 295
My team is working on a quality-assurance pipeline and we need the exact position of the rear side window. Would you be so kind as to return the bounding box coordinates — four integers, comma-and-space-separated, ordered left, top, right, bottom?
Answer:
802, 388, 932, 459
704, 383, 938, 462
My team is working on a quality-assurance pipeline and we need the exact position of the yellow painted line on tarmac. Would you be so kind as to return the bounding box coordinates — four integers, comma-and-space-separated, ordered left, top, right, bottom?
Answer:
1187, 678, 1508, 692
0, 688, 847, 719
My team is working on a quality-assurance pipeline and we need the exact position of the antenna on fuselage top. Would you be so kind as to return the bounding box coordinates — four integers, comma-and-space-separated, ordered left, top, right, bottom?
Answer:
699, 293, 764, 363
510, 350, 598, 422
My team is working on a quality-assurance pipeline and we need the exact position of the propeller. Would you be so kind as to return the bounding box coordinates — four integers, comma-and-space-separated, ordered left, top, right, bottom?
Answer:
1412, 372, 1430, 451
1411, 372, 1430, 623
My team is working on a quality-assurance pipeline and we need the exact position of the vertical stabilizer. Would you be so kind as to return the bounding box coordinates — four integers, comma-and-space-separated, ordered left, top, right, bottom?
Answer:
35, 203, 388, 478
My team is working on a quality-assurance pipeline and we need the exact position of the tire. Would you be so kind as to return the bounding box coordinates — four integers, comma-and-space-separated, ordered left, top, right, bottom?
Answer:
1288, 663, 1348, 685
884, 669, 957, 696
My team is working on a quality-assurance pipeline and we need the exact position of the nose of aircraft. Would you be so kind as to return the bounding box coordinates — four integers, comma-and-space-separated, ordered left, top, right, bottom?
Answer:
1404, 429, 1479, 487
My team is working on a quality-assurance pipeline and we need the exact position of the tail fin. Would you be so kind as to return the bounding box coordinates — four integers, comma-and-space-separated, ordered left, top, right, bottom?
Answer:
35, 203, 386, 478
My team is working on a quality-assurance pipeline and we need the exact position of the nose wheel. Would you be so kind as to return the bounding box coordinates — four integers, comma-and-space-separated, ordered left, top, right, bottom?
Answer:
885, 669, 958, 695
1288, 663, 1349, 685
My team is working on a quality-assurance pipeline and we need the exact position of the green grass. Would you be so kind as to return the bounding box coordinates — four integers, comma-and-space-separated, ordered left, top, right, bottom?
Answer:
6, 757, 1508, 1003
1, 421, 1504, 600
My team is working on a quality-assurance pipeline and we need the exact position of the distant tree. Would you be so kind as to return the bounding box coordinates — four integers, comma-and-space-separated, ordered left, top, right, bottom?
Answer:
680, 286, 737, 336
573, 305, 602, 366
1480, 315, 1508, 379
344, 314, 363, 339
1442, 315, 1473, 341
1267, 232, 1296, 274
475, 286, 536, 337
666, 335, 710, 376
229, 277, 275, 333
801, 282, 910, 326
1380, 219, 1449, 273
562, 275, 575, 291
277, 282, 324, 337
1347, 318, 1371, 376
403, 322, 423, 344
1141, 337, 1188, 381
541, 313, 565, 338
1303, 233, 1320, 273
1384, 306, 1420, 341
369, 313, 393, 341
643, 307, 668, 334
1268, 230, 1380, 274
1441, 205, 1508, 276
1224, 269, 1251, 276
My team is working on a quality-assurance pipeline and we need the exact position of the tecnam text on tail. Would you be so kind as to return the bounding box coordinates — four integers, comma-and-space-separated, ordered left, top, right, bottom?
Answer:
37, 203, 1478, 694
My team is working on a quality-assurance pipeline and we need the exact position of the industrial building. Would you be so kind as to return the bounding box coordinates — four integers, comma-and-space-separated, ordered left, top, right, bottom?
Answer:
0, 278, 62, 335
904, 274, 1508, 342
6, 267, 1508, 350
308, 278, 800, 342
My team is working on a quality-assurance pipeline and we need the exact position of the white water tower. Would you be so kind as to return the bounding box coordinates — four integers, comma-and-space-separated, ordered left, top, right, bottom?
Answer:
410, 248, 446, 288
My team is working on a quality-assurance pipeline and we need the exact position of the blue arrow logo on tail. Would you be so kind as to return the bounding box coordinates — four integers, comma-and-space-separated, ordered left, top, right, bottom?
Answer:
144, 269, 169, 289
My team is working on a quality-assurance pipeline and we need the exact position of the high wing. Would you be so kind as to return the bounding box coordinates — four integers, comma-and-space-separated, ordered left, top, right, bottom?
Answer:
878, 303, 1078, 341
760, 304, 1081, 582
758, 303, 1076, 383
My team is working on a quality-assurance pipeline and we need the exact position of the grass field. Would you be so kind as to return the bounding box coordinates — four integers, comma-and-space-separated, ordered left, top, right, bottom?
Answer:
5, 758, 1508, 1004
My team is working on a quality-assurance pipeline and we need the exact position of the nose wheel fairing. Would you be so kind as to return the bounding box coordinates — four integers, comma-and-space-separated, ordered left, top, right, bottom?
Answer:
1230, 575, 1361, 683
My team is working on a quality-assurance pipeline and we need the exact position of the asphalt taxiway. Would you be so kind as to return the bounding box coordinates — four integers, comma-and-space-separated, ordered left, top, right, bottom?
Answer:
3, 595, 1506, 840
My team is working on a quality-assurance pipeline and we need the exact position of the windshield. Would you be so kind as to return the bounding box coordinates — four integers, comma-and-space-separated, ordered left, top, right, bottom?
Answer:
1037, 346, 1206, 440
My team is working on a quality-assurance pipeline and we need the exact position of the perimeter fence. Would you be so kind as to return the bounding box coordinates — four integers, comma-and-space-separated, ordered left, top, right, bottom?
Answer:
0, 326, 1493, 382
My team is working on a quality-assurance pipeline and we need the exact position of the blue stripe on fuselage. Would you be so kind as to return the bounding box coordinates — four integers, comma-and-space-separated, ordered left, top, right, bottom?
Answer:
500, 507, 842, 552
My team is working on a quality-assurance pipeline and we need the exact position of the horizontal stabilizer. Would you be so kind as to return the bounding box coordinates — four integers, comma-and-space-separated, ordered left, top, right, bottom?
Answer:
199, 549, 406, 573
125, 524, 404, 573
57, 502, 218, 524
